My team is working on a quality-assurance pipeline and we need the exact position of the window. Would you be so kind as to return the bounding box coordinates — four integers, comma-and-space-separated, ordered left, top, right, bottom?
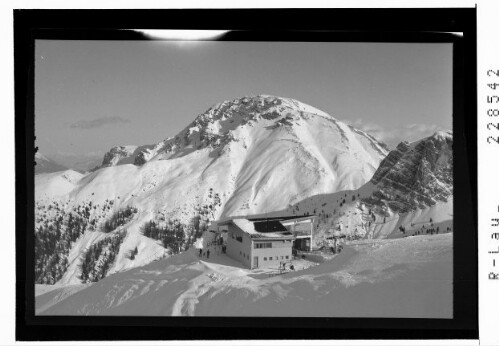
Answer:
240, 251, 242, 255
254, 242, 272, 249
236, 236, 243, 243
264, 257, 267, 261
281, 256, 284, 260
269, 257, 273, 260
286, 256, 289, 259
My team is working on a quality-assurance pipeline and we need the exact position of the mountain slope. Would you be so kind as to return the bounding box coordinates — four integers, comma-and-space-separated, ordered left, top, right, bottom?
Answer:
100, 144, 158, 168
283, 131, 453, 241
35, 95, 389, 285
35, 152, 69, 174
35, 169, 84, 198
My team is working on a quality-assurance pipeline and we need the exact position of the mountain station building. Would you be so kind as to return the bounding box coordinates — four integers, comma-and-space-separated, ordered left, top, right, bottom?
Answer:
216, 215, 316, 269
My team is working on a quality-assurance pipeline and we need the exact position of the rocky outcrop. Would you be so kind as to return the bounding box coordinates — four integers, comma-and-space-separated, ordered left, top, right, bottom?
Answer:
363, 131, 453, 214
133, 151, 148, 166
101, 146, 138, 167
157, 95, 286, 158
133, 143, 164, 166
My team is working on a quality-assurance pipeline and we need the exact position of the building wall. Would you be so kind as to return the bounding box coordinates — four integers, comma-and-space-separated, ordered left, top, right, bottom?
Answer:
282, 216, 316, 250
202, 230, 217, 247
226, 224, 252, 268
251, 239, 293, 269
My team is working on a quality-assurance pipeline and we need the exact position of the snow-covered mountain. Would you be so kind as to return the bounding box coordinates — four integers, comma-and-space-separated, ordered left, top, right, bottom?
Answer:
35, 152, 69, 174
35, 169, 84, 198
101, 145, 138, 166
35, 94, 391, 285
285, 131, 453, 240
99, 144, 159, 168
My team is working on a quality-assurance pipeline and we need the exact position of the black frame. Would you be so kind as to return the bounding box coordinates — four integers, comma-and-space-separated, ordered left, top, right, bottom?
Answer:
15, 8, 478, 341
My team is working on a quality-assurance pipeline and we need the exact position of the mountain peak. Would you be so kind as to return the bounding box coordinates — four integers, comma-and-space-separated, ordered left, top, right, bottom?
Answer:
90, 96, 341, 170
202, 95, 334, 122
149, 95, 342, 161
101, 145, 138, 167
408, 130, 452, 148
431, 130, 452, 141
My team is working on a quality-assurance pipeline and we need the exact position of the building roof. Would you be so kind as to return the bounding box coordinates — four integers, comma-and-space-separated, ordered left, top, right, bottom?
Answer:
232, 219, 256, 234
217, 214, 316, 225
230, 219, 295, 240
247, 215, 316, 222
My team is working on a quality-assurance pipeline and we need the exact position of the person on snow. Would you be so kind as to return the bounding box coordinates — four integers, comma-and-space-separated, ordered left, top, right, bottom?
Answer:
207, 249, 210, 259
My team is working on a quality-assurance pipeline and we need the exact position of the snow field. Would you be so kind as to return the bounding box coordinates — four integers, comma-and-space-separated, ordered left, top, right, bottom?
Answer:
37, 233, 452, 317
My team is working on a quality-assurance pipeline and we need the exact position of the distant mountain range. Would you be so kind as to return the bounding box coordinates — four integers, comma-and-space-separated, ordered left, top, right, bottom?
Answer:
35, 152, 69, 174
35, 151, 104, 174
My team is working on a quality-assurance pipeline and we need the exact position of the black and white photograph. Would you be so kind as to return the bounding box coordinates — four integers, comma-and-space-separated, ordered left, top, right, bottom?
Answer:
10, 6, 485, 344
33, 36, 454, 317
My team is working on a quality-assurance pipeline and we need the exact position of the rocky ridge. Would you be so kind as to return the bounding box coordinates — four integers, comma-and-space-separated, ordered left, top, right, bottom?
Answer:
284, 131, 453, 241
365, 130, 453, 214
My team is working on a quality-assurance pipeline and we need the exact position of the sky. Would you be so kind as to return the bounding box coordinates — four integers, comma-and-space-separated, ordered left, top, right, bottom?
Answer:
35, 39, 452, 167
